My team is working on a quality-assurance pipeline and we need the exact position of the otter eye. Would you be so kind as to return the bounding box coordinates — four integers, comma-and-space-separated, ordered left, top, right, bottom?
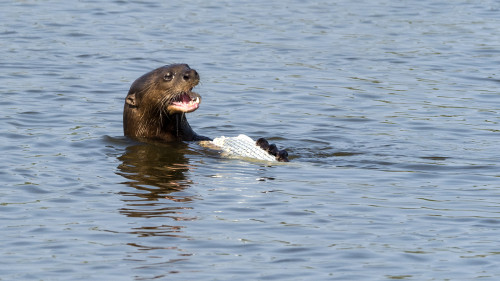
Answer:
163, 72, 173, 81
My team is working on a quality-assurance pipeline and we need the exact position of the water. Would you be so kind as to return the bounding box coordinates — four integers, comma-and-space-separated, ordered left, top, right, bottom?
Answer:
1, 0, 500, 280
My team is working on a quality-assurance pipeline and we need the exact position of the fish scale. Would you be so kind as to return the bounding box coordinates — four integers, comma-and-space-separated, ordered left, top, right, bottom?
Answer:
212, 134, 277, 162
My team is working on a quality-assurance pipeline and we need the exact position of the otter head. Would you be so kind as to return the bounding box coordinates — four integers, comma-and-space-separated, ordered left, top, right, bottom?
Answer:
123, 64, 203, 140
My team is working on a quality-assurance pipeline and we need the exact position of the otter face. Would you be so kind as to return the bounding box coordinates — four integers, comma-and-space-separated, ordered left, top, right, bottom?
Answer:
125, 64, 202, 115
157, 64, 201, 114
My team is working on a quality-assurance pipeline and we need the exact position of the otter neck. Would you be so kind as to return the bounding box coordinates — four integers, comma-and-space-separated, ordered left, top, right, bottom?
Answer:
152, 112, 194, 141
163, 113, 185, 137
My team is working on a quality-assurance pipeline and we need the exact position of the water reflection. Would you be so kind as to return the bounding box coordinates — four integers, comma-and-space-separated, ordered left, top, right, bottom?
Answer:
115, 140, 198, 276
116, 140, 198, 220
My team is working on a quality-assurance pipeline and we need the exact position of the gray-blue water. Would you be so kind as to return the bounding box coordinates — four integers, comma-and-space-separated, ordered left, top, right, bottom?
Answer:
2, 1, 500, 280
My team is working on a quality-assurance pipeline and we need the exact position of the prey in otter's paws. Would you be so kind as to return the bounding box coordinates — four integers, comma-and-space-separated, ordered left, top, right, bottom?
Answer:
123, 64, 289, 162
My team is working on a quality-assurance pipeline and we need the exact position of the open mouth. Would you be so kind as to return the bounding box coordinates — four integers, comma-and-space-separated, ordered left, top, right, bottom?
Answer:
167, 91, 201, 113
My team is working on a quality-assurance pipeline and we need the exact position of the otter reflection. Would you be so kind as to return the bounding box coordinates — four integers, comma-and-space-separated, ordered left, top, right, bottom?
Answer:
116, 140, 198, 220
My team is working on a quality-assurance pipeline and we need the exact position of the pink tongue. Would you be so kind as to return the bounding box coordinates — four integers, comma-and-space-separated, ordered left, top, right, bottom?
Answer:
180, 93, 191, 103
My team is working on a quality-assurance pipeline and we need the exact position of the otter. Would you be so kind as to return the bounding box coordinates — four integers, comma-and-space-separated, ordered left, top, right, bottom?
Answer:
123, 64, 209, 141
123, 63, 289, 161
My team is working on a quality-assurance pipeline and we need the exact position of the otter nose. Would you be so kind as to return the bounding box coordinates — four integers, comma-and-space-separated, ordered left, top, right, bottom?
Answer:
183, 69, 199, 81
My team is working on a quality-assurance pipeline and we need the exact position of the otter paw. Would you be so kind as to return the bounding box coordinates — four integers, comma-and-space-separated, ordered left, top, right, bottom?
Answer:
267, 144, 279, 156
256, 138, 289, 162
277, 150, 289, 162
256, 138, 270, 150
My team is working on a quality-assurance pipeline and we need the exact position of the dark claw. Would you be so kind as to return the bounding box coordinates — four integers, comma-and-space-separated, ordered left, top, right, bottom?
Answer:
267, 144, 278, 156
256, 138, 270, 150
257, 137, 290, 162
276, 150, 289, 162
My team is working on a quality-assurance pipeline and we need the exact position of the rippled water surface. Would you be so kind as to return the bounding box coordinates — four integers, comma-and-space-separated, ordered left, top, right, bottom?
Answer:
2, 0, 500, 280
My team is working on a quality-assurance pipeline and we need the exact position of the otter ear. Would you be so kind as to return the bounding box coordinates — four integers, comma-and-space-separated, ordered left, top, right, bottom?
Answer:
125, 93, 136, 106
